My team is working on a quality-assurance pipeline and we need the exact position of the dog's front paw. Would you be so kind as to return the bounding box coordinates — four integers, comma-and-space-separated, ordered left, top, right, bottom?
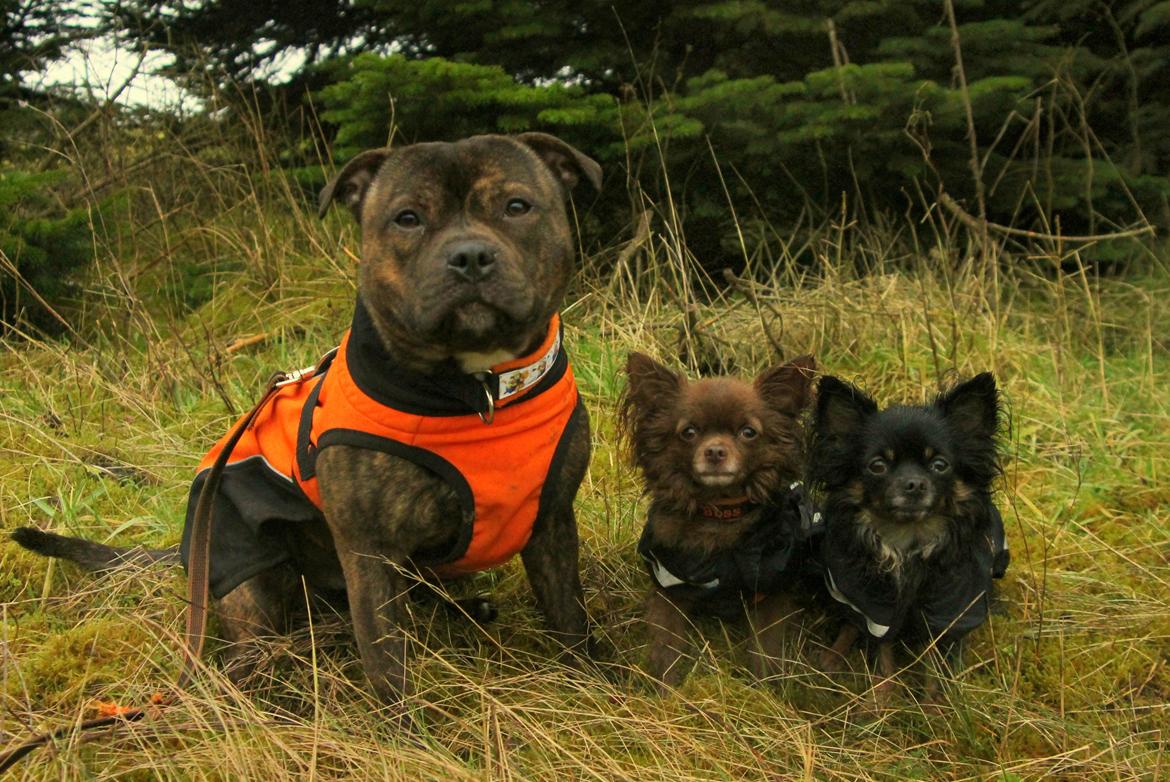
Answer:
851, 673, 900, 719
819, 623, 860, 676
748, 648, 784, 681
817, 647, 851, 676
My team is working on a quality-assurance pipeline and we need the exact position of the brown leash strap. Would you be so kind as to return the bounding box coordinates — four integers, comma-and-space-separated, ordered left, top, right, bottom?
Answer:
178, 371, 287, 688
0, 371, 291, 773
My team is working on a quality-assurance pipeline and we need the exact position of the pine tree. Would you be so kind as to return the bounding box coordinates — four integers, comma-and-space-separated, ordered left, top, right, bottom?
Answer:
109, 0, 1170, 266
0, 170, 99, 332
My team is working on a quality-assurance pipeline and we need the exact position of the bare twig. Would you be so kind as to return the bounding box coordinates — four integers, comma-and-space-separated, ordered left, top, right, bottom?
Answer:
938, 192, 1155, 243
826, 18, 855, 105
723, 268, 785, 358
943, 0, 987, 226
224, 333, 271, 355
71, 48, 149, 139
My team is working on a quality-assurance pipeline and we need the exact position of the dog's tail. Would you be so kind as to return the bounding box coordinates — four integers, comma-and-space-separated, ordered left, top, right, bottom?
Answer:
10, 527, 178, 571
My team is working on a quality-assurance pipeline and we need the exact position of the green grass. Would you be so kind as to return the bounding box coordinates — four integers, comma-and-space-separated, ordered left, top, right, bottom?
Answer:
2, 142, 1169, 780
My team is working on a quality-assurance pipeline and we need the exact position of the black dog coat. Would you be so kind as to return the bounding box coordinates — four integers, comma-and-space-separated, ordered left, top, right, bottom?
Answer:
823, 505, 1009, 640
638, 483, 823, 616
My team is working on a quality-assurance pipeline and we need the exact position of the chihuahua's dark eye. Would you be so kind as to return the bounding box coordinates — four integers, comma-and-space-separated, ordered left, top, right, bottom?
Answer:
930, 457, 950, 473
679, 425, 698, 442
393, 209, 422, 229
505, 198, 532, 217
867, 457, 888, 475
739, 425, 758, 440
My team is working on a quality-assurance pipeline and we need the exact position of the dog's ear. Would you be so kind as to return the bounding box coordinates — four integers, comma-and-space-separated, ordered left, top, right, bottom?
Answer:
516, 132, 603, 195
936, 372, 999, 441
814, 375, 877, 437
624, 352, 683, 406
755, 354, 816, 416
318, 149, 391, 219
620, 352, 684, 464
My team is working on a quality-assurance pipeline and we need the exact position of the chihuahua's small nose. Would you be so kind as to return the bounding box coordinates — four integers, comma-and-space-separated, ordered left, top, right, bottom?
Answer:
447, 240, 497, 281
903, 476, 928, 494
704, 444, 728, 463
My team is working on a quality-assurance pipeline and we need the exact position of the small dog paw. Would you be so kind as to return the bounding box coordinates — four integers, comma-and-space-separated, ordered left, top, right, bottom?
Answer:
455, 596, 498, 623
647, 656, 688, 694
919, 675, 950, 715
919, 697, 946, 717
855, 676, 898, 717
749, 650, 783, 681
817, 648, 850, 676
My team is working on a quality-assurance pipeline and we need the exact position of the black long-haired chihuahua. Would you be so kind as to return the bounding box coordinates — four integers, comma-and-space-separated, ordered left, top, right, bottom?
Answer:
810, 372, 1009, 706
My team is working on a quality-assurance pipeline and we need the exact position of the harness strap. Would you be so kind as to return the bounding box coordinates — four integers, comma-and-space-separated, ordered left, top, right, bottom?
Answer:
0, 371, 293, 773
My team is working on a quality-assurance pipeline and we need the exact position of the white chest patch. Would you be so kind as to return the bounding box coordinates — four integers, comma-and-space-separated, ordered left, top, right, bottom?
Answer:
455, 349, 519, 373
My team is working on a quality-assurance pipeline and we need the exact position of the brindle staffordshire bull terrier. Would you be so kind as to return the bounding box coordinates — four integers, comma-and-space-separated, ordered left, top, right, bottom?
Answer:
12, 132, 601, 709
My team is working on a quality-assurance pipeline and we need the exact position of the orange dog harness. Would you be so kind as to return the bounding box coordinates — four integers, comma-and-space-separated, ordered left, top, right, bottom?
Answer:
180, 300, 583, 598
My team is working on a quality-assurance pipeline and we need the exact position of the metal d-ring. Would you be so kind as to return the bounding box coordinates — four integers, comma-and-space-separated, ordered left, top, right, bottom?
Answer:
477, 378, 495, 425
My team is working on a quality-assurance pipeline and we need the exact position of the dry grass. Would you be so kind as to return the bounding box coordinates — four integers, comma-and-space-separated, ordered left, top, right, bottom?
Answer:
1, 116, 1168, 780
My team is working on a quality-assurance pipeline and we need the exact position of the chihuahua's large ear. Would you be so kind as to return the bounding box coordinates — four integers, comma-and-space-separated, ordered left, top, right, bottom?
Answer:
318, 148, 391, 219
814, 375, 878, 437
936, 372, 999, 441
516, 132, 603, 195
625, 352, 683, 406
755, 354, 816, 416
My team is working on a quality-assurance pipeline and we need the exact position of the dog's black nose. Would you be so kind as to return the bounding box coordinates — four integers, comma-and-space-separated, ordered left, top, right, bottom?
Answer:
447, 240, 498, 281
704, 444, 728, 463
903, 476, 928, 494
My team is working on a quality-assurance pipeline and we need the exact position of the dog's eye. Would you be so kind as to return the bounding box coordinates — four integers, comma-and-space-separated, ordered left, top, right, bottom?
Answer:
679, 425, 698, 442
739, 425, 758, 440
393, 210, 422, 229
867, 458, 888, 475
930, 457, 950, 473
505, 198, 532, 217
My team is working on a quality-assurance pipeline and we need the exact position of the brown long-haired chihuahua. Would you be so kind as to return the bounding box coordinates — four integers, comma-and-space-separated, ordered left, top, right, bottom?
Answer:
620, 352, 819, 691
